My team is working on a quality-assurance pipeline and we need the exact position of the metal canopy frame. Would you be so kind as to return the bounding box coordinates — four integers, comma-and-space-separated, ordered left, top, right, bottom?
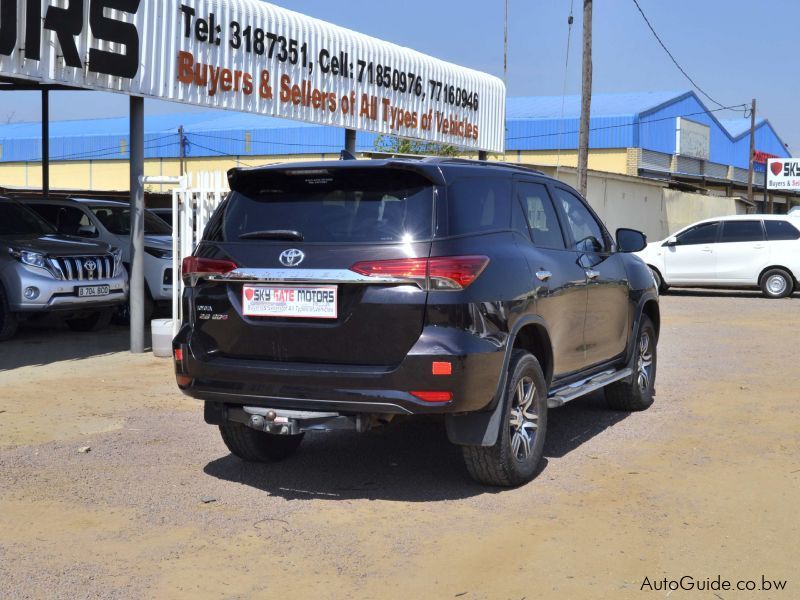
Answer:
0, 78, 365, 353
0, 76, 148, 353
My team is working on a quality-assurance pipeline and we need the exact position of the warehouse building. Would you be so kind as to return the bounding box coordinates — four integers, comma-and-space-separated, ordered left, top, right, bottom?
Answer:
0, 89, 795, 214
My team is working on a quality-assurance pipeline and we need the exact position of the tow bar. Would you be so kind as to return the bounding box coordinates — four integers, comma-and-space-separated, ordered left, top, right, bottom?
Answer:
234, 406, 365, 435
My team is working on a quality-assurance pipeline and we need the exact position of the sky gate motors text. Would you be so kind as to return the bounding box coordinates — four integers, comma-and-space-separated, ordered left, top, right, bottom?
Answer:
0, 0, 141, 78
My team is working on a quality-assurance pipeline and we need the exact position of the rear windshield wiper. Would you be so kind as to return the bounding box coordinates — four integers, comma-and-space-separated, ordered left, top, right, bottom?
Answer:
239, 229, 304, 241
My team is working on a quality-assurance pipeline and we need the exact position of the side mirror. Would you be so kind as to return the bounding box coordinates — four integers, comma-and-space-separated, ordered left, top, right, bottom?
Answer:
664, 236, 678, 247
616, 228, 647, 253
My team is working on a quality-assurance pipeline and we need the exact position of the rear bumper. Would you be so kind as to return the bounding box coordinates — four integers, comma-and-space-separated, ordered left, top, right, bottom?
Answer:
174, 323, 506, 415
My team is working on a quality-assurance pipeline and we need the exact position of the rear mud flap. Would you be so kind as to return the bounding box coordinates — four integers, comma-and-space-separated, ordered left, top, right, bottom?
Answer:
445, 396, 506, 447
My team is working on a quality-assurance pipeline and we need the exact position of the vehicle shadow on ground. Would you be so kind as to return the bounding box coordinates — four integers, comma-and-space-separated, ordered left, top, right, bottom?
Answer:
0, 320, 138, 371
664, 288, 799, 299
203, 390, 630, 502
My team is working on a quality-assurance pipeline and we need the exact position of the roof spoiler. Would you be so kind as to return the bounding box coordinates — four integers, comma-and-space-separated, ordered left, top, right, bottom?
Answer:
228, 159, 447, 188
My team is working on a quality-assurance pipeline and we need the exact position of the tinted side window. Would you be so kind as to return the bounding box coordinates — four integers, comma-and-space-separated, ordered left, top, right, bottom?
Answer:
720, 220, 764, 243
676, 222, 718, 245
53, 207, 92, 235
517, 182, 565, 250
447, 177, 511, 236
765, 220, 800, 241
28, 204, 60, 226
553, 188, 606, 252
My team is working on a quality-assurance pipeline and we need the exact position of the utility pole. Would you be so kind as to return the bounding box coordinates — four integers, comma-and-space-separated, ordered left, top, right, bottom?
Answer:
746, 98, 756, 206
178, 125, 185, 176
577, 0, 592, 197
42, 90, 49, 197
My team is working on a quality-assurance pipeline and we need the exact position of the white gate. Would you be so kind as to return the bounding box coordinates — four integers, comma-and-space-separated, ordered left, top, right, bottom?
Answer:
172, 172, 229, 335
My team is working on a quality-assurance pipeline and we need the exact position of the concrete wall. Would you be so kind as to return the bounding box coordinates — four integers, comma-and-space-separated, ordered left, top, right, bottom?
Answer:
541, 167, 742, 241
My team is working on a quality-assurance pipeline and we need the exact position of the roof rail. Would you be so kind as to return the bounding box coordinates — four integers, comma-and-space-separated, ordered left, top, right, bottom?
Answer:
421, 157, 545, 176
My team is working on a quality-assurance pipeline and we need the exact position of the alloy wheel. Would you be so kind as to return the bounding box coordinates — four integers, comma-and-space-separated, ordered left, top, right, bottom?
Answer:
509, 376, 539, 461
637, 332, 653, 392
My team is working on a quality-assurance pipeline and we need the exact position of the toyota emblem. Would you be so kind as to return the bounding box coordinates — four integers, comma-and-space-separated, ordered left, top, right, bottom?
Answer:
84, 259, 97, 272
279, 248, 305, 267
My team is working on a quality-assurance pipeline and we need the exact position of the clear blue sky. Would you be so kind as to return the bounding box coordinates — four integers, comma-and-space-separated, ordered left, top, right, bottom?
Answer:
2, 0, 798, 153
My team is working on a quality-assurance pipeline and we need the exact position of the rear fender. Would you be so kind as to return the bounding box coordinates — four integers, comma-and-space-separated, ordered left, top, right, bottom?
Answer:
445, 315, 549, 447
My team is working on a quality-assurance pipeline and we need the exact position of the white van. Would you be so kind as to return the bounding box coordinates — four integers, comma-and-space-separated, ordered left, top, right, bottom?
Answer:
636, 214, 800, 298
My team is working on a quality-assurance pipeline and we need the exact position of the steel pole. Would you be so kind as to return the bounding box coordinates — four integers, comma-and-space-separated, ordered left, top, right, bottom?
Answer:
42, 89, 49, 197
344, 128, 356, 155
129, 96, 146, 353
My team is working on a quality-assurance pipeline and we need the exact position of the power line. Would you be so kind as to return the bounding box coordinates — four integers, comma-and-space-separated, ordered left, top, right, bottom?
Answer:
187, 131, 344, 150
48, 133, 176, 161
630, 0, 740, 113
555, 0, 576, 177
186, 139, 254, 167
506, 104, 747, 141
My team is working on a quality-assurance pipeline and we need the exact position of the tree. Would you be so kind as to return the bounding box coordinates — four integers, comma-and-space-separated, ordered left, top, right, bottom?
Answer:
373, 135, 460, 157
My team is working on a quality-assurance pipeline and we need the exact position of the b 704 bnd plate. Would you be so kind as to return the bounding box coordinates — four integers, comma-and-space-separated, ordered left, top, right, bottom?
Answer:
77, 285, 110, 297
242, 285, 337, 319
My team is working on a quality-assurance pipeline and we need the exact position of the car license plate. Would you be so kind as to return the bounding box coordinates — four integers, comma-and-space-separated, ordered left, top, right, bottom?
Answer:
77, 285, 110, 297
242, 285, 337, 319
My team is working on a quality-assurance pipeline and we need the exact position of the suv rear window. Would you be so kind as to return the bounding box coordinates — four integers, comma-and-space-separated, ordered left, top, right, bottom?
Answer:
446, 177, 511, 236
221, 169, 433, 243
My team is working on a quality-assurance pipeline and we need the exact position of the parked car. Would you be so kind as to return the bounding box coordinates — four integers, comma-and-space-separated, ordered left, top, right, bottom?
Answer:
24, 198, 174, 318
149, 208, 173, 228
637, 215, 800, 298
0, 196, 127, 341
173, 158, 659, 486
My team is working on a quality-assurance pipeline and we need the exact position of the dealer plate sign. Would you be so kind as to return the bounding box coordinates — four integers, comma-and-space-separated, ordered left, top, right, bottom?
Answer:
242, 285, 337, 319
767, 159, 800, 191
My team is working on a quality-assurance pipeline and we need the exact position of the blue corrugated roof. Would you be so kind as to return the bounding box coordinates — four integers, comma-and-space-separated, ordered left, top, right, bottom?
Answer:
506, 90, 685, 119
0, 91, 791, 164
719, 117, 762, 138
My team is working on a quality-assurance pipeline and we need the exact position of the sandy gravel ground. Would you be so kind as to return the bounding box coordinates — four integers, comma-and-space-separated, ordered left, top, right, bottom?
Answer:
1, 291, 798, 599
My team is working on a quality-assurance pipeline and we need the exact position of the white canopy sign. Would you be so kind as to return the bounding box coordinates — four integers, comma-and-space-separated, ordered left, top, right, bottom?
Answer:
0, 0, 506, 152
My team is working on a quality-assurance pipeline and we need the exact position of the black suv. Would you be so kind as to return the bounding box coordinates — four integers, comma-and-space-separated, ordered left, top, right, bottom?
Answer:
174, 158, 659, 486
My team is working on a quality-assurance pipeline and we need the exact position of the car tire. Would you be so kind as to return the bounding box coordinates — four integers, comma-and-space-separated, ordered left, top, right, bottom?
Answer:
649, 266, 668, 294
65, 309, 115, 332
462, 351, 548, 487
219, 423, 304, 462
759, 268, 794, 299
605, 315, 657, 411
0, 284, 19, 342
112, 290, 155, 325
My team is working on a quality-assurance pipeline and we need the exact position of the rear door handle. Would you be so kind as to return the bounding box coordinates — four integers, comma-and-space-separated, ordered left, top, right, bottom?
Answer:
753, 245, 766, 249
585, 269, 600, 280
535, 270, 552, 281
700, 246, 713, 253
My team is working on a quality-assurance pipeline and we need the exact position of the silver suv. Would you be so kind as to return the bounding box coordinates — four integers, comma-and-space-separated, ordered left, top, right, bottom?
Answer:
25, 197, 173, 319
0, 197, 127, 341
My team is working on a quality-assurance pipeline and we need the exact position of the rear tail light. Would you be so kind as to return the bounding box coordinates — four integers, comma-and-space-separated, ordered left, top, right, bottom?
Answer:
350, 256, 488, 290
410, 391, 453, 403
181, 256, 238, 282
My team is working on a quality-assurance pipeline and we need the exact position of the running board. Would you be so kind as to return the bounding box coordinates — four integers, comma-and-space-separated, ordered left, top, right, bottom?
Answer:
547, 368, 633, 408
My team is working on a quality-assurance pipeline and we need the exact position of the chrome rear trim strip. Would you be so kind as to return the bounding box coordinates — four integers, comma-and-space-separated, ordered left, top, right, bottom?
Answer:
208, 268, 422, 288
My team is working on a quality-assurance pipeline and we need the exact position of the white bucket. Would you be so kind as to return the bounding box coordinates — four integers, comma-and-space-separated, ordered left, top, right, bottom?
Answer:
151, 319, 174, 358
